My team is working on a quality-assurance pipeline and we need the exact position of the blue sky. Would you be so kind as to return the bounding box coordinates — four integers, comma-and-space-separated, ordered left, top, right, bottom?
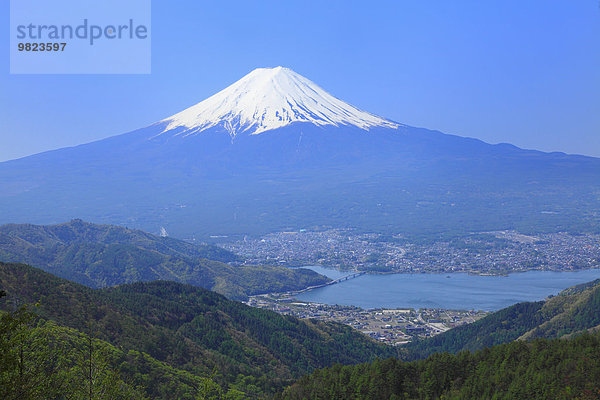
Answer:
1, 0, 599, 161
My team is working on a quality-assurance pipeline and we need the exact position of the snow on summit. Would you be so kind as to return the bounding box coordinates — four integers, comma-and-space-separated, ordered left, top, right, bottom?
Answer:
159, 67, 399, 137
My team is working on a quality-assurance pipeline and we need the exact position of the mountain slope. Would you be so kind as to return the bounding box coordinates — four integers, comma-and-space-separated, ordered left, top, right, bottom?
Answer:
0, 262, 395, 396
282, 333, 600, 400
0, 307, 235, 400
404, 278, 600, 360
0, 218, 237, 262
159, 66, 399, 136
0, 220, 329, 300
0, 67, 598, 239
520, 279, 600, 340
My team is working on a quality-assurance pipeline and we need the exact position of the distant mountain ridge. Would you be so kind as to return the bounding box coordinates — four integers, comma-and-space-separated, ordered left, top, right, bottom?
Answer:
0, 220, 329, 300
0, 218, 236, 262
0, 67, 598, 238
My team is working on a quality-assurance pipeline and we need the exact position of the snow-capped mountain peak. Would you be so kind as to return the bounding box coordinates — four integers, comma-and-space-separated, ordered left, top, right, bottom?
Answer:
158, 66, 400, 137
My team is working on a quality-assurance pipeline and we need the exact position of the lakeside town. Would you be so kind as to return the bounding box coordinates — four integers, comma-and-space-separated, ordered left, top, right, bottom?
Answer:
230, 229, 597, 344
222, 229, 600, 275
246, 294, 488, 345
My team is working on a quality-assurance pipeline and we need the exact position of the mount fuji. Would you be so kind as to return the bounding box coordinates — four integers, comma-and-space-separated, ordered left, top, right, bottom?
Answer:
0, 67, 599, 239
157, 66, 399, 137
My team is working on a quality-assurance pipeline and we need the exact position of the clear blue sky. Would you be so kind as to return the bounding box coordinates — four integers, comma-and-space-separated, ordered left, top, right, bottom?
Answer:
1, 0, 599, 161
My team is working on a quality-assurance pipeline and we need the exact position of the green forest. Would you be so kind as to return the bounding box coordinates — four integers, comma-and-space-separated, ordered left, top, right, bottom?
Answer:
282, 333, 600, 399
4, 261, 600, 399
0, 220, 330, 300
0, 262, 394, 398
3, 261, 600, 399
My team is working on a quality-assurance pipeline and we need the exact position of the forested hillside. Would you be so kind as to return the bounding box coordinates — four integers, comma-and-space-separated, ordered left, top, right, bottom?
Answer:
0, 220, 329, 300
0, 301, 243, 399
282, 333, 600, 399
0, 262, 395, 398
404, 279, 600, 360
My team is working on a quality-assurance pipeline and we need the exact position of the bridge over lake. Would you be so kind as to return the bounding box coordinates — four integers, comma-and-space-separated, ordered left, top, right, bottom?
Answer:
292, 271, 366, 294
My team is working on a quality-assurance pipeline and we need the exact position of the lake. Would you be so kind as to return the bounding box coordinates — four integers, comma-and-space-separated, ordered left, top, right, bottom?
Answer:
295, 267, 600, 311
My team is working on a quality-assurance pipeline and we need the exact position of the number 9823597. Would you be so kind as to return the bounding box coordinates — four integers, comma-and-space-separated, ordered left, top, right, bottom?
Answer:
18, 43, 67, 52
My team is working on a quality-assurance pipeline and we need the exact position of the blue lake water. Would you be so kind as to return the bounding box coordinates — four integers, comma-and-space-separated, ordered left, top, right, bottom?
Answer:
295, 267, 600, 311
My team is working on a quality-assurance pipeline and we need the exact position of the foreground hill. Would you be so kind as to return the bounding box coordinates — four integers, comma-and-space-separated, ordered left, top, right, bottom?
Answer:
1, 68, 599, 239
404, 278, 600, 360
1, 305, 233, 400
0, 262, 395, 397
0, 220, 329, 300
282, 332, 600, 399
